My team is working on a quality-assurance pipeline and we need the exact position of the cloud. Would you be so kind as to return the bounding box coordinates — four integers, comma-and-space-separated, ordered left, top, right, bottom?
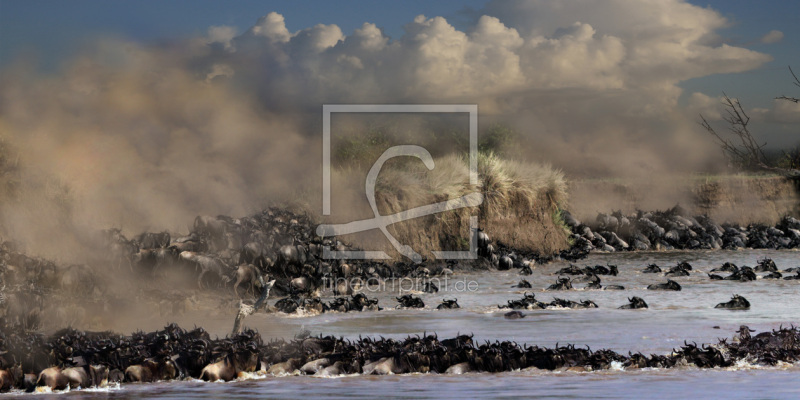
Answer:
760, 30, 784, 44
752, 98, 800, 123
0, 43, 313, 258
201, 1, 770, 111
688, 92, 725, 121
207, 25, 237, 50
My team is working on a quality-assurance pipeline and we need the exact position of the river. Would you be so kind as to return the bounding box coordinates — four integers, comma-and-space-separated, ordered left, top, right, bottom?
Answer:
16, 250, 800, 399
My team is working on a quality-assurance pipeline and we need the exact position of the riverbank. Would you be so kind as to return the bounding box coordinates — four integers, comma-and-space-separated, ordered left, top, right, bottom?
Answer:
568, 174, 799, 226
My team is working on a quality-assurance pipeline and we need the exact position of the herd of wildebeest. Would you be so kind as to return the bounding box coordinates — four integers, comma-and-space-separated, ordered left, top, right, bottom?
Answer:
1, 322, 799, 391
1, 205, 799, 392
563, 205, 800, 252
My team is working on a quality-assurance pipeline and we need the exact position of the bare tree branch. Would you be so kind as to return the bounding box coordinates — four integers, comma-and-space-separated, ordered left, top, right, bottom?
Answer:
699, 93, 768, 170
699, 66, 800, 178
776, 66, 800, 103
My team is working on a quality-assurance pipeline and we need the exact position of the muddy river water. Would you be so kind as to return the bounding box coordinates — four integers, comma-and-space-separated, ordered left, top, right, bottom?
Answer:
18, 250, 800, 399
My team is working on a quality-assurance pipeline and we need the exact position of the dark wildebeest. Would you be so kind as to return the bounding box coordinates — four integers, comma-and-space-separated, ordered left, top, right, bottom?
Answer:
134, 231, 170, 250
762, 271, 783, 279
290, 272, 322, 295
436, 298, 460, 310
170, 233, 208, 252
423, 281, 439, 293
585, 273, 602, 289
619, 297, 648, 309
60, 264, 97, 295
275, 244, 308, 276
193, 215, 229, 251
547, 277, 573, 291
647, 279, 682, 291
396, 294, 424, 309
498, 256, 513, 271
514, 279, 532, 288
754, 258, 777, 272
642, 264, 662, 273
711, 262, 738, 273
715, 294, 750, 310
132, 247, 177, 276
664, 263, 691, 277
240, 242, 268, 270
477, 230, 491, 257
504, 311, 525, 319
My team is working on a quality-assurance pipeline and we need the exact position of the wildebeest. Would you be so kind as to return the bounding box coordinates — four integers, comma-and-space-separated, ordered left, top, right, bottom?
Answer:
35, 367, 70, 390
134, 231, 170, 250
396, 294, 424, 309
169, 236, 207, 253
498, 256, 513, 271
547, 277, 573, 291
782, 270, 800, 280
715, 294, 750, 310
132, 247, 178, 276
664, 262, 691, 277
193, 216, 230, 251
36, 365, 106, 390
514, 279, 532, 288
179, 251, 231, 289
642, 264, 662, 273
711, 262, 738, 273
240, 242, 268, 270
585, 264, 618, 276
266, 358, 303, 375
199, 348, 259, 382
762, 271, 783, 279
647, 279, 681, 291
504, 311, 525, 319
59, 264, 98, 295
110, 239, 139, 271
754, 258, 777, 272
436, 298, 460, 310
556, 265, 584, 275
711, 266, 757, 282
585, 273, 602, 289
477, 230, 491, 257
499, 293, 545, 310
619, 297, 648, 309
549, 298, 598, 309
0, 365, 22, 392
275, 244, 308, 276
423, 281, 439, 293
233, 264, 262, 297
1, 290, 44, 331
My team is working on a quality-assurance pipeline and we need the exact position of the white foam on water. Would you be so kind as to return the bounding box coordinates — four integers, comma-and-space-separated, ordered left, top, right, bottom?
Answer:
82, 382, 123, 392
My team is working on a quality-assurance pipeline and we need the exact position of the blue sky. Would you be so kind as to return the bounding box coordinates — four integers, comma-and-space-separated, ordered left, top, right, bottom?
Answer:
1, 0, 797, 108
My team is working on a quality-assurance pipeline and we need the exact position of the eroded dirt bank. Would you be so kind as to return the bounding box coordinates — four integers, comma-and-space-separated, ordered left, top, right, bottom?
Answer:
569, 175, 799, 225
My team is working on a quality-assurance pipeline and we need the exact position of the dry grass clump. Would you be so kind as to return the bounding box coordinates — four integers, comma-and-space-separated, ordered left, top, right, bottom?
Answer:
326, 152, 570, 258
